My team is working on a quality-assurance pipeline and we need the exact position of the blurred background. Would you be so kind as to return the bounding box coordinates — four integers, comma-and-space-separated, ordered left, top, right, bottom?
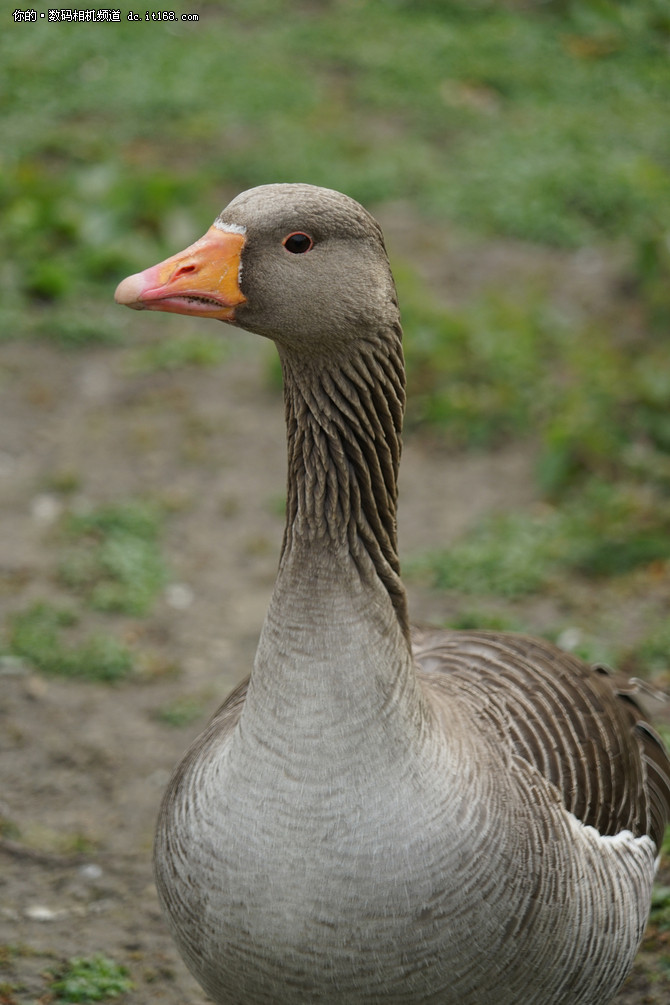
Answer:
2, 1, 670, 1002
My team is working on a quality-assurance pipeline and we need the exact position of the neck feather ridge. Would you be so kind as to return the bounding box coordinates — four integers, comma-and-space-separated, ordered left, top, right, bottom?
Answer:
278, 327, 410, 640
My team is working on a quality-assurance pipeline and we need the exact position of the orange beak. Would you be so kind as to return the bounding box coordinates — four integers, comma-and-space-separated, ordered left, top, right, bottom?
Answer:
114, 226, 247, 321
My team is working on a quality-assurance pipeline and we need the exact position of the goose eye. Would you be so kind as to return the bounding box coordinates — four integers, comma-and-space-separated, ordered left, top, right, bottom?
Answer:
283, 232, 313, 254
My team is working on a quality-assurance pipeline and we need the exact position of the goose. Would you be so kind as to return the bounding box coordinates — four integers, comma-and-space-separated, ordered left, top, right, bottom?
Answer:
115, 183, 670, 1005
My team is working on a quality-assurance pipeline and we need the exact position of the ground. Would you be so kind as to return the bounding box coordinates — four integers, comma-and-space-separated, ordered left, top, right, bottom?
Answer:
1, 224, 669, 1002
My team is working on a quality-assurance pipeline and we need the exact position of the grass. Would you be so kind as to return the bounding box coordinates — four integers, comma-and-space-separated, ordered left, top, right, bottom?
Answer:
650, 884, 670, 932
3, 2, 670, 327
407, 471, 670, 677
2, 2, 669, 685
59, 501, 167, 617
638, 623, 670, 676
4, 1, 670, 480
397, 263, 670, 490
50, 955, 132, 1003
3, 500, 167, 682
397, 260, 670, 643
0, 950, 131, 1004
8, 602, 133, 683
410, 479, 670, 593
154, 695, 208, 728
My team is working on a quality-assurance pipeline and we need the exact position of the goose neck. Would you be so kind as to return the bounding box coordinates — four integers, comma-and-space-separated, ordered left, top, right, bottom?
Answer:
277, 329, 410, 640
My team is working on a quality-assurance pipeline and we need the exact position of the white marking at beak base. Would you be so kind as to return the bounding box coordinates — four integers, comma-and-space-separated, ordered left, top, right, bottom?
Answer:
212, 219, 247, 235
211, 219, 247, 290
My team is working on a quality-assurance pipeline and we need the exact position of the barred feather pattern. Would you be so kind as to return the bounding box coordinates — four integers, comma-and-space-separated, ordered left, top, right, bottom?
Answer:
155, 642, 665, 1005
412, 627, 670, 850
279, 330, 410, 638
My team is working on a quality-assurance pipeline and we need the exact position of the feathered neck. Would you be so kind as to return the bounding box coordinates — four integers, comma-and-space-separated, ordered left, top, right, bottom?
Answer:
277, 325, 410, 642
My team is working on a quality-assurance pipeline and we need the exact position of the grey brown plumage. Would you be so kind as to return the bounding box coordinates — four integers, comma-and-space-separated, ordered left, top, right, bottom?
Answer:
411, 628, 670, 847
116, 183, 670, 1004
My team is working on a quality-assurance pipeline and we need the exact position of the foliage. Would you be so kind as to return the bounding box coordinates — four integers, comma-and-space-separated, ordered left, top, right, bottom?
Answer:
650, 885, 670, 932
4, 500, 167, 682
60, 502, 167, 617
154, 696, 207, 728
3, 1, 670, 334
4, 1, 670, 479
3, 1, 670, 688
397, 261, 670, 489
399, 272, 560, 448
412, 479, 670, 597
637, 622, 670, 675
50, 955, 132, 1002
8, 602, 132, 682
446, 611, 525, 634
410, 509, 560, 597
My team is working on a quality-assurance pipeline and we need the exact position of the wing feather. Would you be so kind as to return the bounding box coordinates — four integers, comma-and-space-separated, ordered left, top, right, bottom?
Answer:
412, 628, 670, 848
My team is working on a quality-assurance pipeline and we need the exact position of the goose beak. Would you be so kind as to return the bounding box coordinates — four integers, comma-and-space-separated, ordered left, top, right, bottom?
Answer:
114, 227, 247, 321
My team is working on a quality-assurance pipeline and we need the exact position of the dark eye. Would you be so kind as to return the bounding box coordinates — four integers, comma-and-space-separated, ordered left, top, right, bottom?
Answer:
283, 232, 313, 254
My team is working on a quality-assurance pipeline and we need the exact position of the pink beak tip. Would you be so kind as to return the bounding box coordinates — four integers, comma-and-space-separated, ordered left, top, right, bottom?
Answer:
114, 272, 148, 309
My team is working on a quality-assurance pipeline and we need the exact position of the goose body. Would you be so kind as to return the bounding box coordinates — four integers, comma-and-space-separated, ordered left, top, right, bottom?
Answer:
115, 184, 670, 1004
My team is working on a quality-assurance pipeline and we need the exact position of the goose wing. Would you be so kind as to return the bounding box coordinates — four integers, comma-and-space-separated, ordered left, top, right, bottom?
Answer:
412, 628, 670, 848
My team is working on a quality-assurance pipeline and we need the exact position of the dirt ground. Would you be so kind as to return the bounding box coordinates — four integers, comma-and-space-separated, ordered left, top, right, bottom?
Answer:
2, 217, 669, 1003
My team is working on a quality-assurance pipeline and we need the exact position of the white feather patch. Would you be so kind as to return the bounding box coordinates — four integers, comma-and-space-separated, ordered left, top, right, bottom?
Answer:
212, 219, 247, 235
567, 812, 657, 863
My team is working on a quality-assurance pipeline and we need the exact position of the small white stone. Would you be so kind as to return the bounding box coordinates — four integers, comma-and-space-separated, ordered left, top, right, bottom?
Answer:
0, 655, 28, 676
557, 627, 582, 652
165, 582, 195, 610
30, 494, 62, 525
25, 904, 60, 921
79, 863, 103, 881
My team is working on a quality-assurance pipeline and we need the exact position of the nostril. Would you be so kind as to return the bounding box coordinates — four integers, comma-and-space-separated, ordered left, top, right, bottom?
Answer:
174, 263, 197, 279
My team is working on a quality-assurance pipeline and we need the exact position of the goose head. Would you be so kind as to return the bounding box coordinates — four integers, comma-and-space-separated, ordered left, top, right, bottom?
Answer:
115, 183, 400, 355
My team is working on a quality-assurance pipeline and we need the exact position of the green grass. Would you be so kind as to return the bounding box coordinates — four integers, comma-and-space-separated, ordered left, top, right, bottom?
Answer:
399, 274, 560, 448
2, 948, 132, 1005
638, 623, 670, 675
60, 501, 167, 617
50, 955, 132, 1003
650, 885, 670, 932
154, 695, 207, 728
411, 479, 670, 596
407, 472, 670, 676
8, 602, 133, 682
410, 509, 559, 598
3, 1, 670, 688
4, 2, 670, 474
397, 264, 670, 490
446, 611, 526, 635
3, 500, 168, 682
3, 1, 670, 333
